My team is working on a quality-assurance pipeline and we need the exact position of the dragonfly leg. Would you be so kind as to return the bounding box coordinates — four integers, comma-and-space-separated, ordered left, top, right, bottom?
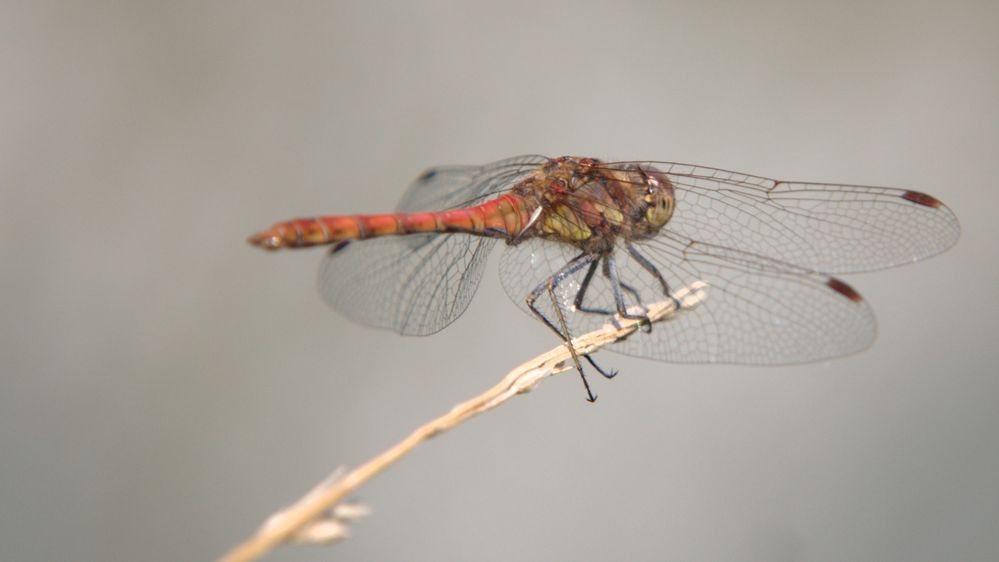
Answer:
583, 354, 618, 379
626, 242, 681, 311
573, 259, 615, 316
525, 252, 602, 401
606, 254, 653, 330
566, 260, 621, 379
547, 285, 598, 401
573, 256, 644, 318
603, 257, 652, 333
526, 252, 596, 338
618, 281, 643, 307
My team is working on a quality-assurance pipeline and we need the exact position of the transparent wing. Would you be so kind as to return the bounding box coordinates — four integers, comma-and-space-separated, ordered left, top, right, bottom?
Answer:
599, 161, 960, 274
397, 154, 548, 211
317, 155, 547, 335
498, 235, 876, 364
320, 234, 496, 335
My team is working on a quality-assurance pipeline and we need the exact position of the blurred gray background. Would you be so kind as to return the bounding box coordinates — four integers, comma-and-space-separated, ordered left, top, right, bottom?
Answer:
2, 1, 997, 561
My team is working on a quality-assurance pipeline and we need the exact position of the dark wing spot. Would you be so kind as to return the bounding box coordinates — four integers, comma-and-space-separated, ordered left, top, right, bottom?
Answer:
330, 240, 351, 255
902, 190, 942, 208
826, 277, 863, 303
417, 168, 438, 183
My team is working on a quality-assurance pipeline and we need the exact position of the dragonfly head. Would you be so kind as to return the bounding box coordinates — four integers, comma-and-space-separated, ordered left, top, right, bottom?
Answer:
604, 163, 675, 231
639, 165, 675, 228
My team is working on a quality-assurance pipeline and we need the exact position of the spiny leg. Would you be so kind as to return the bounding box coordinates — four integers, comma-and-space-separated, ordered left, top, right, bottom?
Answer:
603, 258, 642, 304
606, 253, 653, 328
573, 256, 644, 317
564, 257, 620, 378
526, 252, 595, 339
573, 259, 614, 316
618, 281, 643, 307
626, 242, 681, 310
547, 284, 597, 401
525, 253, 602, 401
583, 353, 618, 379
603, 257, 652, 333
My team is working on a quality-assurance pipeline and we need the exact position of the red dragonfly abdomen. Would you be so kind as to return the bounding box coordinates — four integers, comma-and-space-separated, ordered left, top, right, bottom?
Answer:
248, 194, 534, 250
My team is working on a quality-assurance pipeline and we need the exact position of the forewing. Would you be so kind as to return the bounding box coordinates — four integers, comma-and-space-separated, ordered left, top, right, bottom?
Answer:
319, 234, 496, 336
601, 162, 960, 273
498, 235, 876, 365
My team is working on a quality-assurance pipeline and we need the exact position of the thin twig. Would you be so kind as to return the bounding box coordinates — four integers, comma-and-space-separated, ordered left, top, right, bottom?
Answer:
217, 281, 707, 562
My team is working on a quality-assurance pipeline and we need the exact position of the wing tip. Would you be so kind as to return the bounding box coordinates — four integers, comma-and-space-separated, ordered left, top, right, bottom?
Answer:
902, 190, 943, 208
826, 277, 864, 303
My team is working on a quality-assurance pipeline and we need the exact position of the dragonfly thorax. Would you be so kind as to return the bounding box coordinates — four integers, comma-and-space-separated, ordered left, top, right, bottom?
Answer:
517, 156, 676, 251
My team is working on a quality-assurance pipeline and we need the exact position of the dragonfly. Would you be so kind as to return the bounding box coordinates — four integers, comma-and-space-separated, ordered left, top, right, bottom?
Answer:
249, 155, 960, 401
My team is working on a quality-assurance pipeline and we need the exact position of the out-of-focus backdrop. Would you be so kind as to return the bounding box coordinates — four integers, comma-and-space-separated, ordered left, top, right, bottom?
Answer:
2, 1, 997, 561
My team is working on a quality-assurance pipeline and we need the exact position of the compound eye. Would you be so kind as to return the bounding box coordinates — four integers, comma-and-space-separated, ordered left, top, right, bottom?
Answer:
644, 172, 661, 194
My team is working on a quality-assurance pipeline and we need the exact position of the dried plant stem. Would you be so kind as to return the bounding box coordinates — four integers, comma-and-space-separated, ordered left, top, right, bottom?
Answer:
218, 281, 707, 562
